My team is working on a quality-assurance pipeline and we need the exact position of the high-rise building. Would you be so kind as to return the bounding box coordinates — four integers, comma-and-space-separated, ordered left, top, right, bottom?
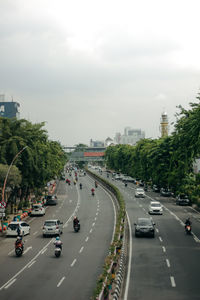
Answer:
0, 95, 20, 119
114, 127, 145, 145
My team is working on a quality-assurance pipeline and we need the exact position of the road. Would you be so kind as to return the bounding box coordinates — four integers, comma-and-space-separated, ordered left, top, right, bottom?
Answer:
101, 171, 200, 300
0, 172, 115, 300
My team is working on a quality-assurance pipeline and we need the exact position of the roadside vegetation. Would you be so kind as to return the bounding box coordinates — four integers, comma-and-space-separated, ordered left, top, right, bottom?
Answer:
0, 117, 67, 215
106, 94, 200, 206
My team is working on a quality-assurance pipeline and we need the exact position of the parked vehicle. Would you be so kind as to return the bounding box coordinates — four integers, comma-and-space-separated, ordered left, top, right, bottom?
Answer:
152, 185, 160, 192
45, 195, 58, 206
135, 188, 145, 198
6, 221, 30, 237
149, 201, 163, 215
43, 219, 63, 237
160, 188, 171, 197
134, 218, 155, 237
31, 204, 45, 216
176, 194, 190, 206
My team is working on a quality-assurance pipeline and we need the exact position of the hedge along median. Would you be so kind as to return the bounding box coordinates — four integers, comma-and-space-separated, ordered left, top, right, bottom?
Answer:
86, 169, 126, 300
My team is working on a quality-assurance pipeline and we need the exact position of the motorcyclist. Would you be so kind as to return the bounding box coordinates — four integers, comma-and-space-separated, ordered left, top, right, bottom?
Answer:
74, 180, 77, 185
15, 236, 24, 251
80, 183, 82, 189
91, 188, 95, 195
95, 181, 98, 188
54, 236, 62, 250
185, 217, 192, 228
73, 216, 80, 230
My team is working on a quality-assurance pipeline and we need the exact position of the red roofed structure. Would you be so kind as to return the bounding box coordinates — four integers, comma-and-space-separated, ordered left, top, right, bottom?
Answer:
84, 152, 105, 157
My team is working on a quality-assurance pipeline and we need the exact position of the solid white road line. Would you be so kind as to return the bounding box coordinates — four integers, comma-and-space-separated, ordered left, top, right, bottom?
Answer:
166, 259, 171, 268
8, 249, 15, 255
41, 248, 47, 254
170, 276, 176, 287
124, 212, 132, 300
57, 276, 66, 287
71, 259, 77, 267
33, 231, 38, 236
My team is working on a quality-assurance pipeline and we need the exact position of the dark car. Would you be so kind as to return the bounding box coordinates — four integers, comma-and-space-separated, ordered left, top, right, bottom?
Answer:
45, 195, 58, 206
160, 188, 171, 197
152, 184, 160, 192
134, 218, 155, 237
176, 194, 190, 206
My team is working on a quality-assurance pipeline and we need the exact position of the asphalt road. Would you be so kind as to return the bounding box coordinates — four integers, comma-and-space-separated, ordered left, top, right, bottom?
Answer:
0, 172, 115, 300
102, 171, 200, 300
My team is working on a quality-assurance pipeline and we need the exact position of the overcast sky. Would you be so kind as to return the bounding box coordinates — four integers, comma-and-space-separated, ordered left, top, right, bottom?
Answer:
1, 0, 200, 146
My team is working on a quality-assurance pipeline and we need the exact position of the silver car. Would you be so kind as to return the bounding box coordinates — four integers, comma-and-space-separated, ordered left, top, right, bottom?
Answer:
135, 188, 145, 198
43, 219, 63, 237
149, 201, 163, 215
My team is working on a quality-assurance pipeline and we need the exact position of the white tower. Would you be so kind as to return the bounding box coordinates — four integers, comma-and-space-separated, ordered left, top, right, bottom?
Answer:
160, 111, 169, 137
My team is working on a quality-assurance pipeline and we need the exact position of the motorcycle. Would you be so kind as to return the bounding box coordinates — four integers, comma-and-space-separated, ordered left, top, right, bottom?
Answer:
124, 182, 127, 187
55, 247, 62, 257
95, 183, 98, 188
185, 225, 192, 234
74, 223, 80, 232
15, 243, 24, 257
80, 184, 82, 189
91, 190, 95, 196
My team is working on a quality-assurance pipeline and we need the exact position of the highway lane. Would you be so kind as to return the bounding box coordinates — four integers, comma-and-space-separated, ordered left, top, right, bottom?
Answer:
0, 173, 115, 300
101, 172, 200, 300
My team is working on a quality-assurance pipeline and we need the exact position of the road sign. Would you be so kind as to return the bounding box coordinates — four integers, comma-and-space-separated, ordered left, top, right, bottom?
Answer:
0, 201, 6, 208
0, 213, 5, 217
0, 207, 5, 213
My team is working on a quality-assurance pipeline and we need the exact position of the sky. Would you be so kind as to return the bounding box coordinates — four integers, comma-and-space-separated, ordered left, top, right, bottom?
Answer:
0, 0, 200, 146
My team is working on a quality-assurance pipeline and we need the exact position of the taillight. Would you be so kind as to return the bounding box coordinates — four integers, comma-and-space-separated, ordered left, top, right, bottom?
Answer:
56, 225, 59, 229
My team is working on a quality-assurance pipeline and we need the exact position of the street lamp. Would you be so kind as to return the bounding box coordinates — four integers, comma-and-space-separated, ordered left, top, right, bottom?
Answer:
1, 146, 28, 234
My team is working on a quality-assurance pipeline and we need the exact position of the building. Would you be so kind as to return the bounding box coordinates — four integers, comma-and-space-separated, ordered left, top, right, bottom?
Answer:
160, 111, 169, 137
0, 95, 20, 119
114, 127, 145, 145
90, 139, 105, 147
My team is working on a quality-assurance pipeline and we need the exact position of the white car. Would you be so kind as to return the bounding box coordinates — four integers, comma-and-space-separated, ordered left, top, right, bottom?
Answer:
6, 221, 30, 237
31, 204, 45, 216
43, 219, 63, 237
149, 201, 163, 215
135, 188, 145, 198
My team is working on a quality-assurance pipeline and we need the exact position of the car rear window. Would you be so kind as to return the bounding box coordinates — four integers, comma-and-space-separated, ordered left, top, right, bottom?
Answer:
44, 221, 56, 226
138, 219, 152, 225
151, 203, 161, 207
8, 224, 18, 230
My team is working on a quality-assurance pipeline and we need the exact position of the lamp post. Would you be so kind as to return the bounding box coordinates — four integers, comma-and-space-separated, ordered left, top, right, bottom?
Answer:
1, 146, 28, 235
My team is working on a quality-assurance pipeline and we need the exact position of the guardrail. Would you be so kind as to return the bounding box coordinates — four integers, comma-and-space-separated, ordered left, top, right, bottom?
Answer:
87, 169, 129, 300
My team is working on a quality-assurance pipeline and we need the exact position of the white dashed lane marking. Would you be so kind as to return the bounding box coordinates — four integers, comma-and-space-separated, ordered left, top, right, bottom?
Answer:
71, 259, 77, 267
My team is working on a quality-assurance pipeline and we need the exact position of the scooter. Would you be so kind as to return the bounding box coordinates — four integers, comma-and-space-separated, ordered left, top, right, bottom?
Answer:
74, 223, 80, 232
185, 225, 192, 234
15, 243, 24, 257
80, 184, 82, 189
91, 191, 95, 196
55, 246, 62, 257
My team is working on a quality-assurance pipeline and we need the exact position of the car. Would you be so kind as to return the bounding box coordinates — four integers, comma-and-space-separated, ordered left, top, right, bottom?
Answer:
160, 188, 171, 197
45, 195, 58, 206
135, 188, 145, 198
176, 194, 191, 206
134, 218, 155, 237
31, 204, 45, 216
43, 219, 63, 237
6, 221, 30, 237
152, 184, 160, 192
149, 201, 163, 215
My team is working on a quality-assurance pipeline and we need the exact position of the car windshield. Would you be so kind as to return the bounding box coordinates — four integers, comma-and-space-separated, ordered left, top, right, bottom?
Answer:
137, 189, 144, 192
33, 205, 41, 209
151, 203, 161, 207
8, 224, 18, 230
138, 219, 152, 226
44, 221, 56, 226
180, 194, 187, 199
